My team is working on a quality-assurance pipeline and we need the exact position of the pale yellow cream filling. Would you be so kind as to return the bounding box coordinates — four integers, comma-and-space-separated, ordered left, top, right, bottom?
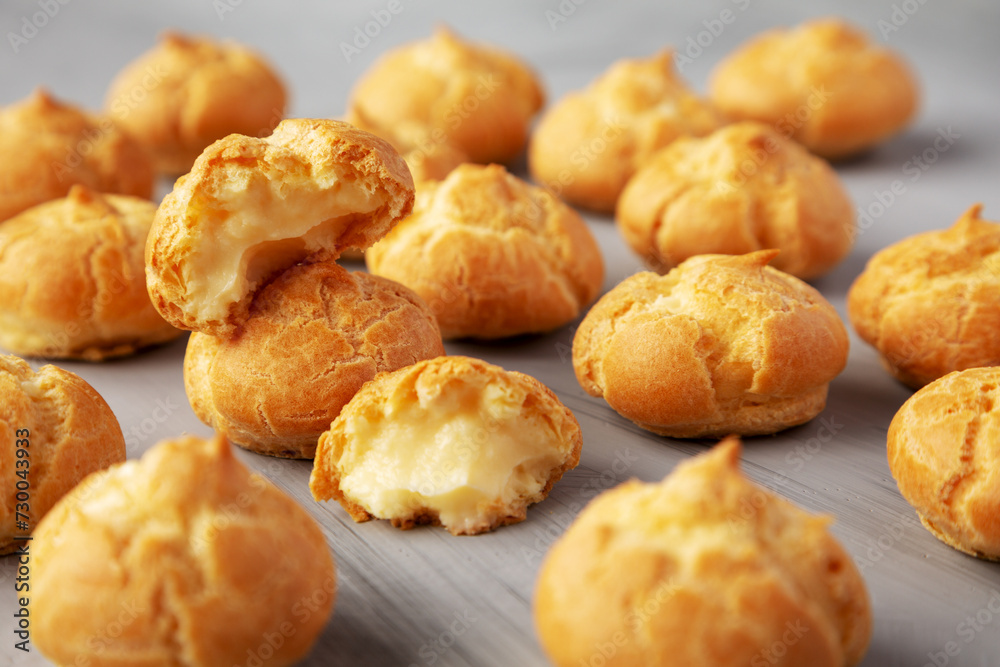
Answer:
337, 379, 567, 533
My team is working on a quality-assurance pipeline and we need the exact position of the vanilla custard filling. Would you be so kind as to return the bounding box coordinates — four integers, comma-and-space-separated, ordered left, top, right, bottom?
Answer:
183, 169, 386, 322
336, 379, 567, 532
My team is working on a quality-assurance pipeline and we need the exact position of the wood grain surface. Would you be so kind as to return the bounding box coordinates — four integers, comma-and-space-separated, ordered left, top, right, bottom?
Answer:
2, 2, 999, 666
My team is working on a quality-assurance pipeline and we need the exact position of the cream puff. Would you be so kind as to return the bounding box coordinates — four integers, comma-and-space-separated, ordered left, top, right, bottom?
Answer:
573, 251, 849, 437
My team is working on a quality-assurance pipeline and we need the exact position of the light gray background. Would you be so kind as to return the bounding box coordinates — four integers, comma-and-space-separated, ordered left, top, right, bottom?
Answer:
2, 1, 1000, 666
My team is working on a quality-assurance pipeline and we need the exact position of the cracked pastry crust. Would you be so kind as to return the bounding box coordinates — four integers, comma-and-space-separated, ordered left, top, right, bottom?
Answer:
529, 50, 724, 213
341, 117, 469, 186
30, 434, 336, 667
106, 32, 287, 175
346, 26, 544, 166
534, 438, 872, 667
310, 355, 582, 535
366, 164, 604, 339
572, 250, 849, 437
184, 262, 445, 459
709, 18, 919, 159
0, 354, 125, 555
616, 121, 855, 280
0, 186, 182, 360
888, 367, 1000, 561
145, 118, 415, 338
847, 205, 1000, 389
0, 89, 153, 224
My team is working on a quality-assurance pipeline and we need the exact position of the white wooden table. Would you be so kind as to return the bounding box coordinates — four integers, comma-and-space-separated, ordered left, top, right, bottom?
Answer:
2, 2, 999, 665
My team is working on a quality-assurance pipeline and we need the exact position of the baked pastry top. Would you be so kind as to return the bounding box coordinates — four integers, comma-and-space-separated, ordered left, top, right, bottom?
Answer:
311, 355, 582, 535
105, 31, 287, 174
30, 434, 336, 667
146, 118, 415, 338
534, 438, 872, 667
709, 18, 919, 159
573, 250, 849, 437
848, 204, 1000, 389
0, 353, 125, 555
185, 262, 445, 459
0, 89, 153, 224
888, 366, 1000, 561
347, 26, 544, 166
529, 50, 724, 212
341, 121, 469, 186
0, 185, 181, 360
617, 121, 855, 279
367, 163, 604, 339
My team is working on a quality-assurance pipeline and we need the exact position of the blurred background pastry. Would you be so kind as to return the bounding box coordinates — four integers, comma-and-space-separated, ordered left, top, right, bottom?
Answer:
529, 50, 724, 212
0, 89, 153, 224
346, 26, 544, 166
0, 186, 181, 360
105, 32, 287, 175
710, 18, 919, 159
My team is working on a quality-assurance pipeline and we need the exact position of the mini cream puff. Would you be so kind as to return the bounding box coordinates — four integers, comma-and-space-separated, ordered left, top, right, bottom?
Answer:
0, 89, 153, 224
347, 26, 544, 166
617, 121, 854, 279
311, 356, 582, 535
535, 438, 872, 667
888, 367, 1000, 561
185, 263, 444, 459
710, 18, 919, 159
530, 50, 724, 212
105, 32, 287, 174
573, 251, 849, 437
30, 434, 336, 667
848, 205, 1000, 389
147, 118, 446, 458
146, 118, 415, 339
0, 186, 181, 360
1, 353, 125, 555
367, 163, 604, 339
